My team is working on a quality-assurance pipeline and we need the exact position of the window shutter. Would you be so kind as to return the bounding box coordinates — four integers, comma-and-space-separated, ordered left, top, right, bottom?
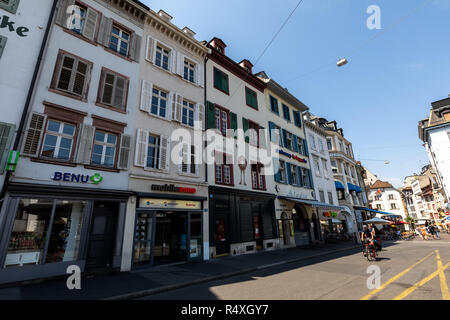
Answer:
273, 159, 280, 183
177, 52, 184, 77
75, 124, 95, 164
140, 80, 152, 113
286, 163, 292, 185
0, 36, 7, 59
259, 126, 266, 149
0, 0, 20, 14
293, 135, 299, 153
135, 129, 148, 167
179, 143, 188, 173
169, 49, 176, 73
268, 121, 275, 141
82, 7, 99, 40
296, 167, 302, 187
308, 169, 314, 189
118, 134, 132, 170
113, 76, 127, 109
130, 34, 142, 62
281, 129, 288, 148
158, 135, 170, 171
230, 112, 237, 139
172, 94, 182, 122
0, 123, 16, 174
196, 62, 204, 87
97, 16, 113, 47
195, 103, 205, 130
55, 0, 75, 28
303, 138, 309, 156
206, 101, 216, 129
242, 117, 249, 143
145, 36, 155, 63
22, 113, 46, 157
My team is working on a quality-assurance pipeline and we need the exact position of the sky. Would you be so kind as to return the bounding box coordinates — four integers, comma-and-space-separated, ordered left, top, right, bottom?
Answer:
140, 0, 450, 187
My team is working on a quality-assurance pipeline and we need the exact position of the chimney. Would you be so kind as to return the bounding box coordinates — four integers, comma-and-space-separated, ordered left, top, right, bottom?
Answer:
209, 37, 226, 54
182, 27, 196, 38
157, 10, 173, 22
239, 59, 253, 73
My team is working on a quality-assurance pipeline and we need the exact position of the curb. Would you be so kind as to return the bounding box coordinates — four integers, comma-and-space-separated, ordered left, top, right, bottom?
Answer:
104, 244, 361, 300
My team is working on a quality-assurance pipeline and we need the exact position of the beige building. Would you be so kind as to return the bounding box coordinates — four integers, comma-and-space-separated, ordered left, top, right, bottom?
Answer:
122, 9, 209, 271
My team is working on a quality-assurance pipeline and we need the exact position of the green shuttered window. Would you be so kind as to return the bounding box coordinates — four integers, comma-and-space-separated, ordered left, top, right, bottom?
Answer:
213, 67, 229, 94
245, 87, 258, 109
0, 0, 20, 14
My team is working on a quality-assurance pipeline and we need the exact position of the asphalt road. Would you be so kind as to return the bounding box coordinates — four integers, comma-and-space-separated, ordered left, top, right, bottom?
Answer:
140, 237, 450, 300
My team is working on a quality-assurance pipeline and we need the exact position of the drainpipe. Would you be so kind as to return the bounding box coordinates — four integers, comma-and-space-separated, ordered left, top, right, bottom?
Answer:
204, 53, 209, 184
0, 0, 58, 208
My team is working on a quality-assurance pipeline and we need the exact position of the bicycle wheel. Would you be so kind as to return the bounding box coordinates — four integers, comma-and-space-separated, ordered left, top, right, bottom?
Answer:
366, 247, 372, 261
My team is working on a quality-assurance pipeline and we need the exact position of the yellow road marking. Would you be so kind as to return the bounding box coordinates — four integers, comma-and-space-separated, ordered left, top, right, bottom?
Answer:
435, 250, 450, 300
361, 251, 435, 300
393, 262, 450, 300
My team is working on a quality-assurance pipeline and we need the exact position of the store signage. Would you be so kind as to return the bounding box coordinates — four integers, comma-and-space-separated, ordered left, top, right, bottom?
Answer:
151, 184, 196, 194
6, 150, 19, 172
276, 149, 308, 163
52, 172, 103, 185
323, 212, 337, 218
0, 15, 29, 37
139, 198, 201, 210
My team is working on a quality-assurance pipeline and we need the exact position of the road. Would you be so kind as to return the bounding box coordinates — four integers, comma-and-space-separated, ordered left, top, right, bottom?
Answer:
140, 237, 450, 300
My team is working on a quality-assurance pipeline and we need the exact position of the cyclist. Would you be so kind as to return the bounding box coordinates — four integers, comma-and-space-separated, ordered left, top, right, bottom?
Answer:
361, 225, 376, 257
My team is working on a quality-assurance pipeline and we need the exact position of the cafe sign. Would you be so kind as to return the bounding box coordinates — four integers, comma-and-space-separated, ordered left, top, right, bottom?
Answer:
139, 198, 202, 210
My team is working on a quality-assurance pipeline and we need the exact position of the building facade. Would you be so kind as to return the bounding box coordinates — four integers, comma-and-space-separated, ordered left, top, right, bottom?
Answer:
205, 38, 279, 258
367, 180, 408, 222
0, 0, 147, 284
418, 97, 450, 207
0, 0, 54, 198
122, 9, 209, 270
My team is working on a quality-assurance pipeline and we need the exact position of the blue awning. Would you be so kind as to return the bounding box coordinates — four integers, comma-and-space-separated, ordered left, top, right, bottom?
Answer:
355, 207, 398, 216
335, 181, 345, 189
347, 183, 357, 192
277, 196, 346, 211
355, 185, 362, 193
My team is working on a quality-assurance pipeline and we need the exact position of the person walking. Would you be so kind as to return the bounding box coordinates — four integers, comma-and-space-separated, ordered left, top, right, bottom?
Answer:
434, 224, 441, 240
428, 225, 436, 240
421, 226, 428, 240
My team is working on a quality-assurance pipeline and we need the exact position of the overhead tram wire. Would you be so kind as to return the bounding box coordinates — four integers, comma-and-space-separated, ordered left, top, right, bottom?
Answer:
286, 0, 436, 83
222, 0, 305, 107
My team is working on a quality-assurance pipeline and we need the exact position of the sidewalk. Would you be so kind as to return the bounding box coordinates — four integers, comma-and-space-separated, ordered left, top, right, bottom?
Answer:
0, 241, 362, 300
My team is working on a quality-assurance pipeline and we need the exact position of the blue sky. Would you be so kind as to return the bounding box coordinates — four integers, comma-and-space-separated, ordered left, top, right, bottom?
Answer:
141, 0, 449, 187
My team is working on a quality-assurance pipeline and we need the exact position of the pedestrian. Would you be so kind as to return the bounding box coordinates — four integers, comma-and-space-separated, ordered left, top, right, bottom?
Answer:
434, 225, 441, 240
428, 225, 436, 240
421, 227, 428, 240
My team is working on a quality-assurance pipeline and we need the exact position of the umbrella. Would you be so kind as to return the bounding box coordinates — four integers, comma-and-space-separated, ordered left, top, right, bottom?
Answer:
363, 217, 391, 224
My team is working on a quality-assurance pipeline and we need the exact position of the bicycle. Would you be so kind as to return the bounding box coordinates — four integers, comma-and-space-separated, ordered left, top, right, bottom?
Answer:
363, 240, 377, 261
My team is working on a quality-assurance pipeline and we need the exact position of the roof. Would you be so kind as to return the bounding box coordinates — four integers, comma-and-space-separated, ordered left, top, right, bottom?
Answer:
370, 180, 394, 189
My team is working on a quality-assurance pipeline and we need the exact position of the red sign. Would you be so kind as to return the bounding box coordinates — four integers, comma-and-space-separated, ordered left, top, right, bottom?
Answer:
292, 154, 307, 164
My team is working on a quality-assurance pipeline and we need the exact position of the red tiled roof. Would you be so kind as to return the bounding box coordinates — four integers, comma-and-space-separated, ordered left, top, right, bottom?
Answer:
370, 180, 394, 189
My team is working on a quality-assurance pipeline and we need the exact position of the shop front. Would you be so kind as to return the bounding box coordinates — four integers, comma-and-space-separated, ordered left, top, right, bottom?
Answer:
0, 182, 131, 285
132, 191, 207, 267
209, 187, 278, 258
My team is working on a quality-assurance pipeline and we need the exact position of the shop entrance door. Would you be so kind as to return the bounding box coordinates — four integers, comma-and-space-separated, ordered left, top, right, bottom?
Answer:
215, 214, 229, 256
86, 202, 118, 271
154, 212, 187, 265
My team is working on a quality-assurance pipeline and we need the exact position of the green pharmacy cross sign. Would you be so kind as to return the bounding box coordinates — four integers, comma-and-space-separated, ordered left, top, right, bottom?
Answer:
90, 173, 103, 185
6, 150, 19, 172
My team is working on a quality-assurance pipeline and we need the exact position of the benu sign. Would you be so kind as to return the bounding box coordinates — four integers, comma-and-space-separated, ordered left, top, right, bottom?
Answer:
52, 172, 103, 184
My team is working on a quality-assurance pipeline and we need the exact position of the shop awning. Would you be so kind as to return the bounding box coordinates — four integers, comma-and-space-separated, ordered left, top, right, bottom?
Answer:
335, 181, 345, 189
356, 207, 398, 216
277, 196, 346, 211
330, 218, 343, 223
355, 185, 362, 193
347, 183, 357, 192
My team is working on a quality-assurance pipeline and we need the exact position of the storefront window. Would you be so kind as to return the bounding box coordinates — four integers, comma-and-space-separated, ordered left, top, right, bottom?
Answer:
5, 199, 85, 268
189, 213, 202, 259
133, 212, 153, 266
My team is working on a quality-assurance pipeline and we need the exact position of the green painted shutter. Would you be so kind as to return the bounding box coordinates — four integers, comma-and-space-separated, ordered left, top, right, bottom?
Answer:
214, 68, 222, 89
222, 73, 229, 93
206, 101, 216, 129
0, 122, 16, 174
242, 117, 249, 143
0, 0, 20, 14
0, 36, 7, 59
230, 112, 237, 139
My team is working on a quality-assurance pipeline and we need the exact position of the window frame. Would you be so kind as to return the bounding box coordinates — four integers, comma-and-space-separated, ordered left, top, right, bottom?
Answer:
214, 105, 230, 136
213, 67, 229, 95
51, 51, 93, 101
279, 160, 287, 183
155, 43, 171, 71
90, 130, 119, 168
282, 104, 291, 122
180, 143, 198, 176
0, 0, 20, 14
181, 99, 195, 128
97, 67, 129, 112
248, 120, 260, 147
245, 87, 258, 109
251, 163, 266, 191
150, 86, 169, 119
183, 58, 196, 83
214, 152, 234, 186
270, 95, 279, 115
145, 133, 161, 170
109, 24, 131, 57
40, 118, 78, 162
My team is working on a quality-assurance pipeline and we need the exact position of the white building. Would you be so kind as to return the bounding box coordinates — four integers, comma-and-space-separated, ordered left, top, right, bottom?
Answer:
418, 97, 450, 207
0, 0, 54, 197
122, 9, 209, 270
368, 180, 409, 223
0, 0, 147, 284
